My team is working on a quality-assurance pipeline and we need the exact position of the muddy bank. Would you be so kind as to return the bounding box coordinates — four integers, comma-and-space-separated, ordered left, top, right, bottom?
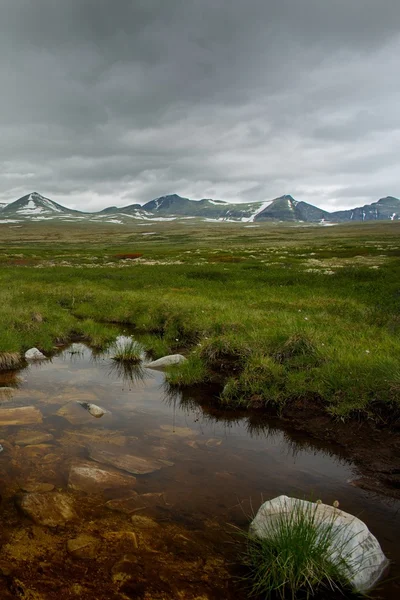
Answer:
195, 389, 400, 500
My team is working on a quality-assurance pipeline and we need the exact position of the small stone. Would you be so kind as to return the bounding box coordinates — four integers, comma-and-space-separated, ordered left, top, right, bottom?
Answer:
16, 492, 77, 527
67, 535, 99, 559
25, 348, 46, 361
77, 402, 106, 418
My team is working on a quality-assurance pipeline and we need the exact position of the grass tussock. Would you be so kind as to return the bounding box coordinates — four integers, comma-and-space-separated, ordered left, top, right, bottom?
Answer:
110, 338, 145, 364
242, 500, 356, 600
0, 352, 23, 371
165, 354, 208, 386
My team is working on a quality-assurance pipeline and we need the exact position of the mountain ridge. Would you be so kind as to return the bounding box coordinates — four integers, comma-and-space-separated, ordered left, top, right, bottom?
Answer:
0, 192, 399, 224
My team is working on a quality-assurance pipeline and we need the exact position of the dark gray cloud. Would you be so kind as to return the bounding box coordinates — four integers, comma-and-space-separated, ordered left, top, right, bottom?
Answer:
0, 0, 399, 211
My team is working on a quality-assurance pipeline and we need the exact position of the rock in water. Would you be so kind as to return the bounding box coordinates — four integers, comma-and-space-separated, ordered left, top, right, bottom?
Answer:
25, 348, 46, 360
16, 492, 77, 527
67, 535, 99, 559
145, 354, 186, 369
0, 406, 43, 426
250, 495, 389, 593
88, 443, 174, 475
68, 462, 136, 493
77, 402, 106, 418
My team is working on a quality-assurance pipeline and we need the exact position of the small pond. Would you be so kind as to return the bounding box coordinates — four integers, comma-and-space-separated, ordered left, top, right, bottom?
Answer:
0, 344, 398, 599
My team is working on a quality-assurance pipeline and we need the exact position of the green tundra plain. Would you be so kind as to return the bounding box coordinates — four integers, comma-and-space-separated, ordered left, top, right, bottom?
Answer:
0, 220, 399, 424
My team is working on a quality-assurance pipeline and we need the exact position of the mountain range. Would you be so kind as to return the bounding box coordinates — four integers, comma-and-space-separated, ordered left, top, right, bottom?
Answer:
0, 192, 399, 225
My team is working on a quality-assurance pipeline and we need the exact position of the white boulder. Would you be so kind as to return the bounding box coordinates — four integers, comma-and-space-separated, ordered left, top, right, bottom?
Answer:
25, 347, 46, 361
250, 495, 389, 593
145, 354, 186, 369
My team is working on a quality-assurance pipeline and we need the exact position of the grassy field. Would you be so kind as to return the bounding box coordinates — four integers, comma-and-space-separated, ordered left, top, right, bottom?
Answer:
0, 220, 399, 424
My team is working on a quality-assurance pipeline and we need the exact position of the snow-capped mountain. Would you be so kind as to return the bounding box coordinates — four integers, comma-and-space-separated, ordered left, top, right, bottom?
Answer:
0, 192, 399, 224
0, 192, 85, 222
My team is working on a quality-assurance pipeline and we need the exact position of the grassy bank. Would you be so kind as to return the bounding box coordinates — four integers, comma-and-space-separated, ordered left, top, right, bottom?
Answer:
0, 220, 399, 424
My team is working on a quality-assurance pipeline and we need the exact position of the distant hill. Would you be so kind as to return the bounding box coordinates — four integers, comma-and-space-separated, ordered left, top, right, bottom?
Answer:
0, 191, 399, 225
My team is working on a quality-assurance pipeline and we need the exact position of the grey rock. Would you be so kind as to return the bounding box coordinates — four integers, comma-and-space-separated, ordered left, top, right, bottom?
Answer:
25, 348, 46, 360
145, 354, 186, 369
250, 495, 390, 593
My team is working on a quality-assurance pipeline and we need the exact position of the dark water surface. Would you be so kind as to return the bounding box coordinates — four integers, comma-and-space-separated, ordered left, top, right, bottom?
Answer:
0, 345, 398, 599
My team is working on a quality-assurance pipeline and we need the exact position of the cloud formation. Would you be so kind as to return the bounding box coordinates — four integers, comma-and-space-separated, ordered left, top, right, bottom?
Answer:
0, 0, 399, 211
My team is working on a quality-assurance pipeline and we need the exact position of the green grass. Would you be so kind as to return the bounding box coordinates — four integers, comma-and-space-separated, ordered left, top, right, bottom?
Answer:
109, 338, 145, 364
241, 500, 358, 599
0, 220, 399, 424
165, 354, 209, 386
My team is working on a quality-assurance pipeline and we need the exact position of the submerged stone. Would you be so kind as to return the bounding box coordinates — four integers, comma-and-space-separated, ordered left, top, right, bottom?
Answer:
15, 430, 54, 446
68, 462, 136, 494
105, 492, 167, 514
0, 406, 42, 426
20, 483, 55, 493
67, 535, 99, 559
88, 443, 174, 475
145, 354, 186, 369
250, 495, 390, 593
16, 492, 77, 527
57, 402, 100, 425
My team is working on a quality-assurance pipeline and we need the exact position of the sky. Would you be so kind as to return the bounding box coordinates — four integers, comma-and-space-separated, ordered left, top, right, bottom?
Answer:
0, 0, 399, 212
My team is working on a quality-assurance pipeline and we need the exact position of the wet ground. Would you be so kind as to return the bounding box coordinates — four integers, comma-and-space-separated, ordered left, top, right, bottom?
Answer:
0, 344, 398, 599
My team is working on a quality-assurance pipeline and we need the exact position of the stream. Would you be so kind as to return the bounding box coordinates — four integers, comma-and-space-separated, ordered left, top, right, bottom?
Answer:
0, 343, 398, 599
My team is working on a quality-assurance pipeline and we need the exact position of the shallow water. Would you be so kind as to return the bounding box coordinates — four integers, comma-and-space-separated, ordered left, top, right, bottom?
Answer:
0, 344, 398, 599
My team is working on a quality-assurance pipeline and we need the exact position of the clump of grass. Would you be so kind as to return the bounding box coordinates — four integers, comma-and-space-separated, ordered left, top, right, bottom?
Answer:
165, 354, 208, 386
221, 355, 286, 409
273, 333, 319, 367
110, 337, 145, 364
0, 352, 23, 371
242, 499, 355, 599
140, 334, 171, 360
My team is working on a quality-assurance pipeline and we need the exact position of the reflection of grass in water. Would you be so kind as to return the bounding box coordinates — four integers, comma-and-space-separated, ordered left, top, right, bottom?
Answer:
107, 359, 148, 385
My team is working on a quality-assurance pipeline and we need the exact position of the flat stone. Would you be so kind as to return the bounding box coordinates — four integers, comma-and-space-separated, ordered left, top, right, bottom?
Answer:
21, 483, 55, 493
130, 515, 159, 529
15, 430, 54, 446
105, 492, 167, 514
25, 348, 46, 360
67, 535, 99, 559
145, 354, 186, 369
0, 406, 42, 426
68, 462, 136, 494
16, 492, 77, 527
88, 444, 174, 475
57, 403, 98, 425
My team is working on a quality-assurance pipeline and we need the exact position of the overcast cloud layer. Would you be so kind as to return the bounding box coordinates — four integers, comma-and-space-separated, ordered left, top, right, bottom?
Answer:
0, 0, 399, 211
